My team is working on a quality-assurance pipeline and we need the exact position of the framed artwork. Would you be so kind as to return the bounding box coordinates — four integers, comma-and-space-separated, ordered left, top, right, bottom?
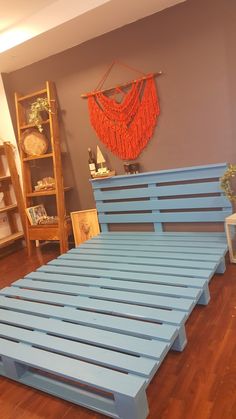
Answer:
70, 209, 100, 246
26, 204, 47, 225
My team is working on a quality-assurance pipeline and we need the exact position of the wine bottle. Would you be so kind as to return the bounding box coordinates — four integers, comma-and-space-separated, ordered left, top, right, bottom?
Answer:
88, 148, 96, 176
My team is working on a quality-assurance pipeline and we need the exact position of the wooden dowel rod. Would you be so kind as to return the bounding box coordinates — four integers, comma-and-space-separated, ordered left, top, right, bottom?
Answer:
81, 71, 162, 98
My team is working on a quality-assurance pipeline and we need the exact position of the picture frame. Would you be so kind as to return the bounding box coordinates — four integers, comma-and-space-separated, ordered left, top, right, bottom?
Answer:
26, 204, 47, 225
70, 209, 100, 246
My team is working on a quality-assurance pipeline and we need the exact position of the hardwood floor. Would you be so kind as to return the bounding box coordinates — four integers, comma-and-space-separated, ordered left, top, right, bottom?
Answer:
0, 244, 236, 419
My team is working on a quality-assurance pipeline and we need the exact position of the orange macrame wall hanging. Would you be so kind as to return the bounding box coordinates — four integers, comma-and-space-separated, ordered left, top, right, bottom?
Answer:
82, 62, 161, 160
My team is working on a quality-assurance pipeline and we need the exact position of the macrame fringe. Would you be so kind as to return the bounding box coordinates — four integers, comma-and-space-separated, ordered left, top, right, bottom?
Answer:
88, 75, 160, 160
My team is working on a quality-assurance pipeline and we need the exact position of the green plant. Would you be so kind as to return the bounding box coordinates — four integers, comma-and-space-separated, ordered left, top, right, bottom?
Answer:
28, 97, 51, 132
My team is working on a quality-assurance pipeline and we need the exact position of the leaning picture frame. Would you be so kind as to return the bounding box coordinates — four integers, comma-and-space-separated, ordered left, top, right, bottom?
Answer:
70, 209, 100, 246
25, 204, 47, 225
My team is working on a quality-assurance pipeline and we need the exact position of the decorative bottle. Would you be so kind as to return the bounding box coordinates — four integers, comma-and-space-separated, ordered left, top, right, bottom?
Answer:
88, 148, 96, 177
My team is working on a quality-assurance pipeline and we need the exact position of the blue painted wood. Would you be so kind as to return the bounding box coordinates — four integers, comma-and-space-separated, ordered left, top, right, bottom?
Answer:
66, 249, 218, 268
26, 271, 202, 299
171, 325, 187, 351
79, 242, 225, 255
13, 279, 195, 312
0, 309, 168, 359
0, 163, 231, 419
98, 210, 231, 225
47, 258, 212, 280
2, 355, 27, 379
91, 163, 228, 189
198, 283, 210, 305
216, 258, 226, 274
0, 323, 157, 378
148, 182, 163, 232
10, 361, 124, 417
0, 362, 120, 418
93, 181, 222, 201
37, 264, 208, 288
27, 269, 207, 291
69, 246, 222, 262
114, 390, 149, 419
91, 232, 228, 242
0, 287, 187, 325
91, 163, 231, 232
88, 237, 227, 249
0, 296, 178, 341
96, 196, 230, 213
0, 338, 147, 397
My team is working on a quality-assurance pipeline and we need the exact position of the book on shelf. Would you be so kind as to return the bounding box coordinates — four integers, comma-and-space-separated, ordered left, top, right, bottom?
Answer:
26, 204, 47, 225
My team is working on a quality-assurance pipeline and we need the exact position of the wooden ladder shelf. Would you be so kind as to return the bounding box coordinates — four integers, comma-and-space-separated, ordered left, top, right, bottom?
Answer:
0, 142, 25, 252
15, 81, 72, 255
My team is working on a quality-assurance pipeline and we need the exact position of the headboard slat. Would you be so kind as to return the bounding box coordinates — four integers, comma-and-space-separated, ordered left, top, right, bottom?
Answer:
91, 163, 231, 232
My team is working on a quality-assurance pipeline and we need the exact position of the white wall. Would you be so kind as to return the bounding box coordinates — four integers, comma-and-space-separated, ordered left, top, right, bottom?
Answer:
0, 74, 18, 147
0, 74, 22, 238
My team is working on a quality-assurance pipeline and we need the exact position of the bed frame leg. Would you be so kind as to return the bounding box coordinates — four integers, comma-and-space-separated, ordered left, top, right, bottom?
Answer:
114, 388, 149, 419
216, 257, 226, 274
2, 356, 27, 380
171, 325, 187, 351
198, 283, 210, 305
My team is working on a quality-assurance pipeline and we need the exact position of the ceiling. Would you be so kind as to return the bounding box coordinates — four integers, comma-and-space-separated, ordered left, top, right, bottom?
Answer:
0, 0, 57, 33
0, 0, 186, 73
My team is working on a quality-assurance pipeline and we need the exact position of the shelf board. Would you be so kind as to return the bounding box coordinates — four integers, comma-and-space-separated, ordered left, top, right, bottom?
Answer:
26, 186, 72, 197
17, 89, 47, 102
20, 120, 50, 130
28, 217, 71, 229
0, 232, 24, 248
0, 204, 18, 213
0, 175, 11, 182
23, 153, 53, 162
28, 218, 72, 241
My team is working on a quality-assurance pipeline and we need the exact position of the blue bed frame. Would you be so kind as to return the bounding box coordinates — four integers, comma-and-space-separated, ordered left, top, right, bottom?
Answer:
0, 163, 231, 418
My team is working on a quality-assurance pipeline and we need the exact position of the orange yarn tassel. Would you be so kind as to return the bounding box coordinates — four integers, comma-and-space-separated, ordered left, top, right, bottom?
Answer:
88, 75, 160, 160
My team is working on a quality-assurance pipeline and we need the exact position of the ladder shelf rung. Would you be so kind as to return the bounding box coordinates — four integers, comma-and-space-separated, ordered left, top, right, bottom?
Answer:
17, 89, 48, 102
0, 232, 24, 248
20, 120, 50, 130
0, 175, 11, 182
0, 204, 18, 214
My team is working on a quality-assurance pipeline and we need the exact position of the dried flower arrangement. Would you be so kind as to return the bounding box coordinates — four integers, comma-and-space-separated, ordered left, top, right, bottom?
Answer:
220, 164, 236, 201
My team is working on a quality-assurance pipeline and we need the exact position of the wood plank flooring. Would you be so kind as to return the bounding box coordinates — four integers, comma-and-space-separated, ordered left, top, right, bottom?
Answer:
0, 244, 236, 419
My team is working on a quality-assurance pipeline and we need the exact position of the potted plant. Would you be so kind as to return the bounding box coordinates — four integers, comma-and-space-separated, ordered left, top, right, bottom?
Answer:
28, 97, 51, 132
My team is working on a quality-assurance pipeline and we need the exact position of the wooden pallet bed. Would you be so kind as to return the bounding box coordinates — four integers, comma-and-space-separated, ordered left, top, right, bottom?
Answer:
0, 163, 232, 419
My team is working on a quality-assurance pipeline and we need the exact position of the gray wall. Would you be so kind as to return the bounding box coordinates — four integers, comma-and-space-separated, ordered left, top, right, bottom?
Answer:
3, 0, 236, 211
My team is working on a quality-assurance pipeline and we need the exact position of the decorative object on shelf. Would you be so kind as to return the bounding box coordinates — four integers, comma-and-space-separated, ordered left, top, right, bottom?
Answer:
96, 146, 107, 173
34, 177, 55, 191
91, 146, 115, 178
225, 213, 236, 263
37, 216, 58, 225
220, 164, 236, 201
28, 97, 51, 132
25, 204, 47, 225
124, 162, 140, 174
92, 170, 116, 179
82, 61, 161, 160
88, 147, 96, 177
20, 128, 48, 156
71, 209, 100, 246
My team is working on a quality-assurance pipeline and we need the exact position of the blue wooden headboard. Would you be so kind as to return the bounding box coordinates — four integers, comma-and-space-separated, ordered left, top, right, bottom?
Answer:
91, 163, 232, 232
